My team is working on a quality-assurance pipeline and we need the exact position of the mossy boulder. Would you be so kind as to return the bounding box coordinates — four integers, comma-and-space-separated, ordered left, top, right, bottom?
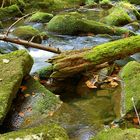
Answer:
101, 2, 140, 26
26, 12, 53, 23
0, 124, 69, 140
91, 128, 140, 140
0, 4, 22, 21
47, 12, 135, 36
5, 76, 62, 129
0, 50, 33, 124
12, 25, 42, 43
120, 61, 140, 114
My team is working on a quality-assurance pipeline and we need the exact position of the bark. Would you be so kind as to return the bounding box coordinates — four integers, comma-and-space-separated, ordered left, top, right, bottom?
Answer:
0, 35, 61, 54
48, 35, 140, 78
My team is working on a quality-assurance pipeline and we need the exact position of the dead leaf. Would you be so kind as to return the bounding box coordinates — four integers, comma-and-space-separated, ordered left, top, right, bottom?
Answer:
3, 59, 10, 64
24, 94, 30, 97
133, 117, 139, 124
18, 112, 24, 117
110, 81, 119, 88
40, 80, 47, 84
26, 107, 32, 112
20, 86, 27, 92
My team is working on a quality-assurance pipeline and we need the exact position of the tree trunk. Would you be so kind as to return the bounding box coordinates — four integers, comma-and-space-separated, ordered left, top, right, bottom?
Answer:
48, 35, 140, 78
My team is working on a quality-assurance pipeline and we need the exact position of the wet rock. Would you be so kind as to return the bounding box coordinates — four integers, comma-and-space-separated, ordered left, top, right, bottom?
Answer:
12, 25, 42, 43
0, 5, 22, 21
47, 12, 135, 36
91, 128, 140, 140
0, 42, 18, 54
123, 22, 140, 32
26, 12, 53, 23
120, 61, 140, 114
0, 50, 33, 124
4, 76, 62, 130
0, 124, 69, 140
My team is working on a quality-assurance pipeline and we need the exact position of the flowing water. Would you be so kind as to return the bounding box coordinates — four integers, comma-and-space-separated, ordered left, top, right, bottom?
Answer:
1, 7, 140, 140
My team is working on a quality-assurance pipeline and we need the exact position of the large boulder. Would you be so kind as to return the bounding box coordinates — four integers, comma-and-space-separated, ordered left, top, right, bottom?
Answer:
4, 76, 62, 130
0, 50, 33, 124
101, 2, 140, 26
120, 61, 140, 114
0, 124, 69, 140
26, 11, 53, 23
12, 25, 42, 43
47, 12, 135, 36
91, 128, 140, 140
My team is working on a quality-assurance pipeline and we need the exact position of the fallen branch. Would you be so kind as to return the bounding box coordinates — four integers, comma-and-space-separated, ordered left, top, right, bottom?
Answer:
48, 35, 140, 78
5, 12, 35, 36
0, 35, 61, 54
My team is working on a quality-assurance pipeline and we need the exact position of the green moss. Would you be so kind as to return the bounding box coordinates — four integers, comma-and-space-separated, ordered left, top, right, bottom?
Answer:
0, 4, 22, 21
11, 76, 61, 128
91, 128, 140, 140
0, 50, 33, 123
0, 21, 3, 28
84, 35, 140, 64
12, 25, 42, 43
0, 124, 69, 140
47, 12, 134, 35
26, 11, 53, 23
120, 61, 140, 113
102, 7, 132, 26
37, 65, 53, 79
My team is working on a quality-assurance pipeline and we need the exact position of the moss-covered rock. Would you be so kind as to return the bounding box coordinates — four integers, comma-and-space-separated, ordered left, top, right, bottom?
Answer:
5, 76, 62, 129
120, 61, 140, 114
0, 124, 69, 140
26, 11, 53, 23
37, 65, 53, 79
91, 128, 140, 140
12, 25, 42, 43
0, 4, 22, 21
47, 12, 135, 36
101, 2, 140, 26
0, 50, 33, 124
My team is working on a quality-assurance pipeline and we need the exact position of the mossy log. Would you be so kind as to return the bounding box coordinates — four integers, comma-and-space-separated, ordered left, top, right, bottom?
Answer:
48, 35, 140, 78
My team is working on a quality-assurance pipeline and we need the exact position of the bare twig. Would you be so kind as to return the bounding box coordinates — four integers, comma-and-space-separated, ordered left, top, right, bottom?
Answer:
1, 0, 5, 8
5, 12, 35, 36
0, 35, 61, 54
131, 97, 140, 125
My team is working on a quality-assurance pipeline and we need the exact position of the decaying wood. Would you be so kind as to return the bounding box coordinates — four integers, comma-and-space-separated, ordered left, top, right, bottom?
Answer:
0, 35, 61, 54
48, 35, 140, 78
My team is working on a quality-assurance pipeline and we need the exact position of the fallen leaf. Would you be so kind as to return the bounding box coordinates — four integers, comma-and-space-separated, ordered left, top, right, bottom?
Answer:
133, 117, 139, 124
24, 94, 30, 97
20, 86, 27, 92
26, 107, 32, 112
86, 75, 99, 89
40, 80, 47, 84
3, 59, 10, 64
110, 81, 119, 88
18, 112, 24, 117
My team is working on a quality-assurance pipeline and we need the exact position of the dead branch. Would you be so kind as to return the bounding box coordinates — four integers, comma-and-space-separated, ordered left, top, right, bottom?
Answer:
0, 35, 61, 54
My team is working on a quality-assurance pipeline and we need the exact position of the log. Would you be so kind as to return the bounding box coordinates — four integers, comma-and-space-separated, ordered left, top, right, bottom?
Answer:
0, 35, 61, 54
48, 35, 140, 78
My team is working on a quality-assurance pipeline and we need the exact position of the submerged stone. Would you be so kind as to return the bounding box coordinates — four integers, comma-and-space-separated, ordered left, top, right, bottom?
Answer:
0, 124, 69, 140
47, 12, 135, 36
120, 61, 140, 114
26, 11, 53, 23
12, 25, 42, 43
91, 128, 140, 140
0, 50, 33, 124
4, 76, 62, 129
